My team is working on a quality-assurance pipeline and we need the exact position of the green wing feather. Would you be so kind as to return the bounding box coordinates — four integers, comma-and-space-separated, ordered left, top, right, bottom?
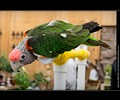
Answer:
26, 20, 74, 36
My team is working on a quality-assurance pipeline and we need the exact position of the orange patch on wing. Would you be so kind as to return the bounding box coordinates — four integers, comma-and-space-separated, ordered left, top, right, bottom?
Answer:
26, 40, 33, 50
24, 32, 27, 37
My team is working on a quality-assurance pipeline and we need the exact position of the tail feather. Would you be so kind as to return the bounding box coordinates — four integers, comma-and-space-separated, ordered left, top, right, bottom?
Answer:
82, 21, 111, 49
97, 40, 111, 49
84, 39, 111, 49
82, 21, 103, 33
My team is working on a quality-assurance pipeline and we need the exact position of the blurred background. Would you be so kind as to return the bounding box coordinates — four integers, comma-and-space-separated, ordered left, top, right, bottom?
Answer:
0, 11, 116, 90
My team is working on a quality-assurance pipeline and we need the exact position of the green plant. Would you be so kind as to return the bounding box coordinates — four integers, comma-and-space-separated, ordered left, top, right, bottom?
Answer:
105, 64, 112, 76
104, 64, 112, 89
14, 68, 31, 90
0, 56, 13, 73
34, 72, 49, 85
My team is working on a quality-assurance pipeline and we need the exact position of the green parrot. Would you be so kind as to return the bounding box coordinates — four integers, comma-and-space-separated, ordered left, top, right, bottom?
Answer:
8, 20, 111, 71
26, 20, 111, 58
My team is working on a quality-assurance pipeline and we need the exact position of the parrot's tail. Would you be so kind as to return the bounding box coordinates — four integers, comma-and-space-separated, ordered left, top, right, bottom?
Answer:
85, 39, 111, 49
97, 40, 111, 49
82, 21, 103, 33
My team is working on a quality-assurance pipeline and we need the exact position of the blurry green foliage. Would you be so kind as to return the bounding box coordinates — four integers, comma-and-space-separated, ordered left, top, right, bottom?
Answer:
0, 56, 13, 73
34, 72, 49, 85
14, 68, 31, 90
105, 64, 112, 76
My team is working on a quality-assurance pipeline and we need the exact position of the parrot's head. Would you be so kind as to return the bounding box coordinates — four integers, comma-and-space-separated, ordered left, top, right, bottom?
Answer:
8, 36, 37, 72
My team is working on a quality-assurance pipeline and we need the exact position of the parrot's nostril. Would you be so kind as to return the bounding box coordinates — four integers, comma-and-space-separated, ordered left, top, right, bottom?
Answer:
8, 49, 21, 61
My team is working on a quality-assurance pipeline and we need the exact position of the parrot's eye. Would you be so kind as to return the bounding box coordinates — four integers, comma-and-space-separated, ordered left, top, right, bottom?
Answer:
20, 54, 26, 61
21, 55, 25, 59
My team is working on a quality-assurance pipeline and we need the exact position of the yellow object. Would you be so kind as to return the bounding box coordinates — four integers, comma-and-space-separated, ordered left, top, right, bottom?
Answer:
53, 49, 90, 65
21, 66, 28, 73
53, 52, 70, 65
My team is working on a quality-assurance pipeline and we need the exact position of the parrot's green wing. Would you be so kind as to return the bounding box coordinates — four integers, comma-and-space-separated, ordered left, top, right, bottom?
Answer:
26, 20, 75, 36
26, 23, 49, 36
27, 20, 90, 58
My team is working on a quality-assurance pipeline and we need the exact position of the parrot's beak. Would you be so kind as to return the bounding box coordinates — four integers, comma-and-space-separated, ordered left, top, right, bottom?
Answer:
11, 66, 19, 72
9, 61, 23, 72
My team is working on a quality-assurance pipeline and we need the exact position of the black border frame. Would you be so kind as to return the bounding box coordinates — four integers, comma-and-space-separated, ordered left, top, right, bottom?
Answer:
0, 0, 120, 98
